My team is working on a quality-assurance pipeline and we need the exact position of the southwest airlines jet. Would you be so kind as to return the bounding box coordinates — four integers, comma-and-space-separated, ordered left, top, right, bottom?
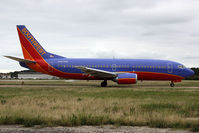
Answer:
5, 25, 194, 87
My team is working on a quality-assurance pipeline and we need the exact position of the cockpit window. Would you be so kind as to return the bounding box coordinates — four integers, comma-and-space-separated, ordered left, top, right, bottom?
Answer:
178, 65, 186, 69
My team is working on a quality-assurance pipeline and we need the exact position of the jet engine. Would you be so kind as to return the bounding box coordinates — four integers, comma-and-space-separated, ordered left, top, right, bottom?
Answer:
115, 73, 137, 84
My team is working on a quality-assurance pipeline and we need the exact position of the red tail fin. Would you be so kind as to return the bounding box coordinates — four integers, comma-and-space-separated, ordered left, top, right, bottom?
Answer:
17, 25, 64, 61
17, 25, 48, 61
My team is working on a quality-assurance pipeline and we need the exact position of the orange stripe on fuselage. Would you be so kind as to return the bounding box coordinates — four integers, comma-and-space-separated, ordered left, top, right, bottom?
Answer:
21, 44, 50, 74
20, 42, 32, 60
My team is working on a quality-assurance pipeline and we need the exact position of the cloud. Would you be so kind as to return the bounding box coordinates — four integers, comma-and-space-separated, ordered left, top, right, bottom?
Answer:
0, 0, 199, 72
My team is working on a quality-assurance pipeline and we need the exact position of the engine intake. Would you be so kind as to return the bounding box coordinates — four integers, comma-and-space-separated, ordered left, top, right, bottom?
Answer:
115, 73, 137, 84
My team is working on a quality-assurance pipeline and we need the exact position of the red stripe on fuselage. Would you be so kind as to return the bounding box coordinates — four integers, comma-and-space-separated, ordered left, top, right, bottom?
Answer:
117, 78, 137, 84
134, 71, 183, 81
21, 45, 50, 74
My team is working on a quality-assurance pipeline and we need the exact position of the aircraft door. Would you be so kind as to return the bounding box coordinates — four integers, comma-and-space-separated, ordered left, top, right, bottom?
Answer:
112, 64, 117, 72
167, 63, 173, 73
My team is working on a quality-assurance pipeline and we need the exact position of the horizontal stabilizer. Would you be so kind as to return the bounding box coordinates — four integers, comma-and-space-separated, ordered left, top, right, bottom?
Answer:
4, 56, 36, 63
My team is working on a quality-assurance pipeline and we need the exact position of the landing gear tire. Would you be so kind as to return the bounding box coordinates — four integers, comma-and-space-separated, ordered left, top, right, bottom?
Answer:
101, 80, 107, 87
170, 82, 175, 87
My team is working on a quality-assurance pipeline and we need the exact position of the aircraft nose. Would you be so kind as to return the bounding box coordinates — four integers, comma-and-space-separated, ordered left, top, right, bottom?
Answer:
187, 69, 194, 77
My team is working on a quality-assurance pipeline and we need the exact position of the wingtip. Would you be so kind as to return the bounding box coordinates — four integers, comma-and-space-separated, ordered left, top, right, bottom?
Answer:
3, 56, 14, 60
3, 55, 9, 58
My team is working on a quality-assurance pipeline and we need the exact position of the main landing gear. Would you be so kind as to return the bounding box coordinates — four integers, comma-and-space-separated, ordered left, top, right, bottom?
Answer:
170, 81, 175, 87
101, 80, 107, 87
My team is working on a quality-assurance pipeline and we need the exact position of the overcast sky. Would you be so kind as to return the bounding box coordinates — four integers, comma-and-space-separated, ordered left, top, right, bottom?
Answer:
0, 0, 199, 72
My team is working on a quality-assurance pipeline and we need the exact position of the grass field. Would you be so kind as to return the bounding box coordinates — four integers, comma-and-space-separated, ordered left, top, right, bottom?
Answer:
0, 80, 199, 132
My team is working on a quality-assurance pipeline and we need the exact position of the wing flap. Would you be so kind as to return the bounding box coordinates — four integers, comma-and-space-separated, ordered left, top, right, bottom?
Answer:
4, 56, 36, 63
75, 66, 117, 79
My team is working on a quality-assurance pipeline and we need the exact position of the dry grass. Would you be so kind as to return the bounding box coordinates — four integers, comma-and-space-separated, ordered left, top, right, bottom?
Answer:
0, 80, 199, 131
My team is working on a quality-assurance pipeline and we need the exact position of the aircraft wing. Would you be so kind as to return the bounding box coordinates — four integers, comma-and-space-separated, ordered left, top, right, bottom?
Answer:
75, 66, 117, 79
4, 56, 36, 63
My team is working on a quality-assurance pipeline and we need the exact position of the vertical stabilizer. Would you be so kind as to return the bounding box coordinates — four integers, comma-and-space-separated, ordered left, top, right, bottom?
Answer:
17, 25, 48, 60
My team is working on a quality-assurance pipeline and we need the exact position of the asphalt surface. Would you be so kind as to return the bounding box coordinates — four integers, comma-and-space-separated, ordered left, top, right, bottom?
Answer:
0, 125, 196, 133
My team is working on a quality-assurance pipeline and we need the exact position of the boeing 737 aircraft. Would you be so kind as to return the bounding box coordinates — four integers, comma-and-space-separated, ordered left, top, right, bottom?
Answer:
5, 25, 194, 87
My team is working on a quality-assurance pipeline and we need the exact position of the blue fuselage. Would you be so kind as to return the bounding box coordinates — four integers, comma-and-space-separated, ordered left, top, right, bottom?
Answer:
39, 58, 194, 80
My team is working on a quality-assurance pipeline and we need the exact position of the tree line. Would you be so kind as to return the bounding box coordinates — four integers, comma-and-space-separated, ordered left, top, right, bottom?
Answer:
185, 68, 199, 80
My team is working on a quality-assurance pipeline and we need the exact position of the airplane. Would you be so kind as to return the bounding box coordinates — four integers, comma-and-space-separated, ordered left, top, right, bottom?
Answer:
5, 25, 194, 87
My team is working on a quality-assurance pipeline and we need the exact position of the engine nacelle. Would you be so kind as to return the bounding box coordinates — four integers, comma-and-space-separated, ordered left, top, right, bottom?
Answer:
115, 73, 137, 84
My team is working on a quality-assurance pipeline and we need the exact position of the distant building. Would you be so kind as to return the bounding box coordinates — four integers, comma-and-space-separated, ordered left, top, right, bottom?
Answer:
18, 72, 59, 79
0, 73, 11, 79
0, 71, 59, 80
